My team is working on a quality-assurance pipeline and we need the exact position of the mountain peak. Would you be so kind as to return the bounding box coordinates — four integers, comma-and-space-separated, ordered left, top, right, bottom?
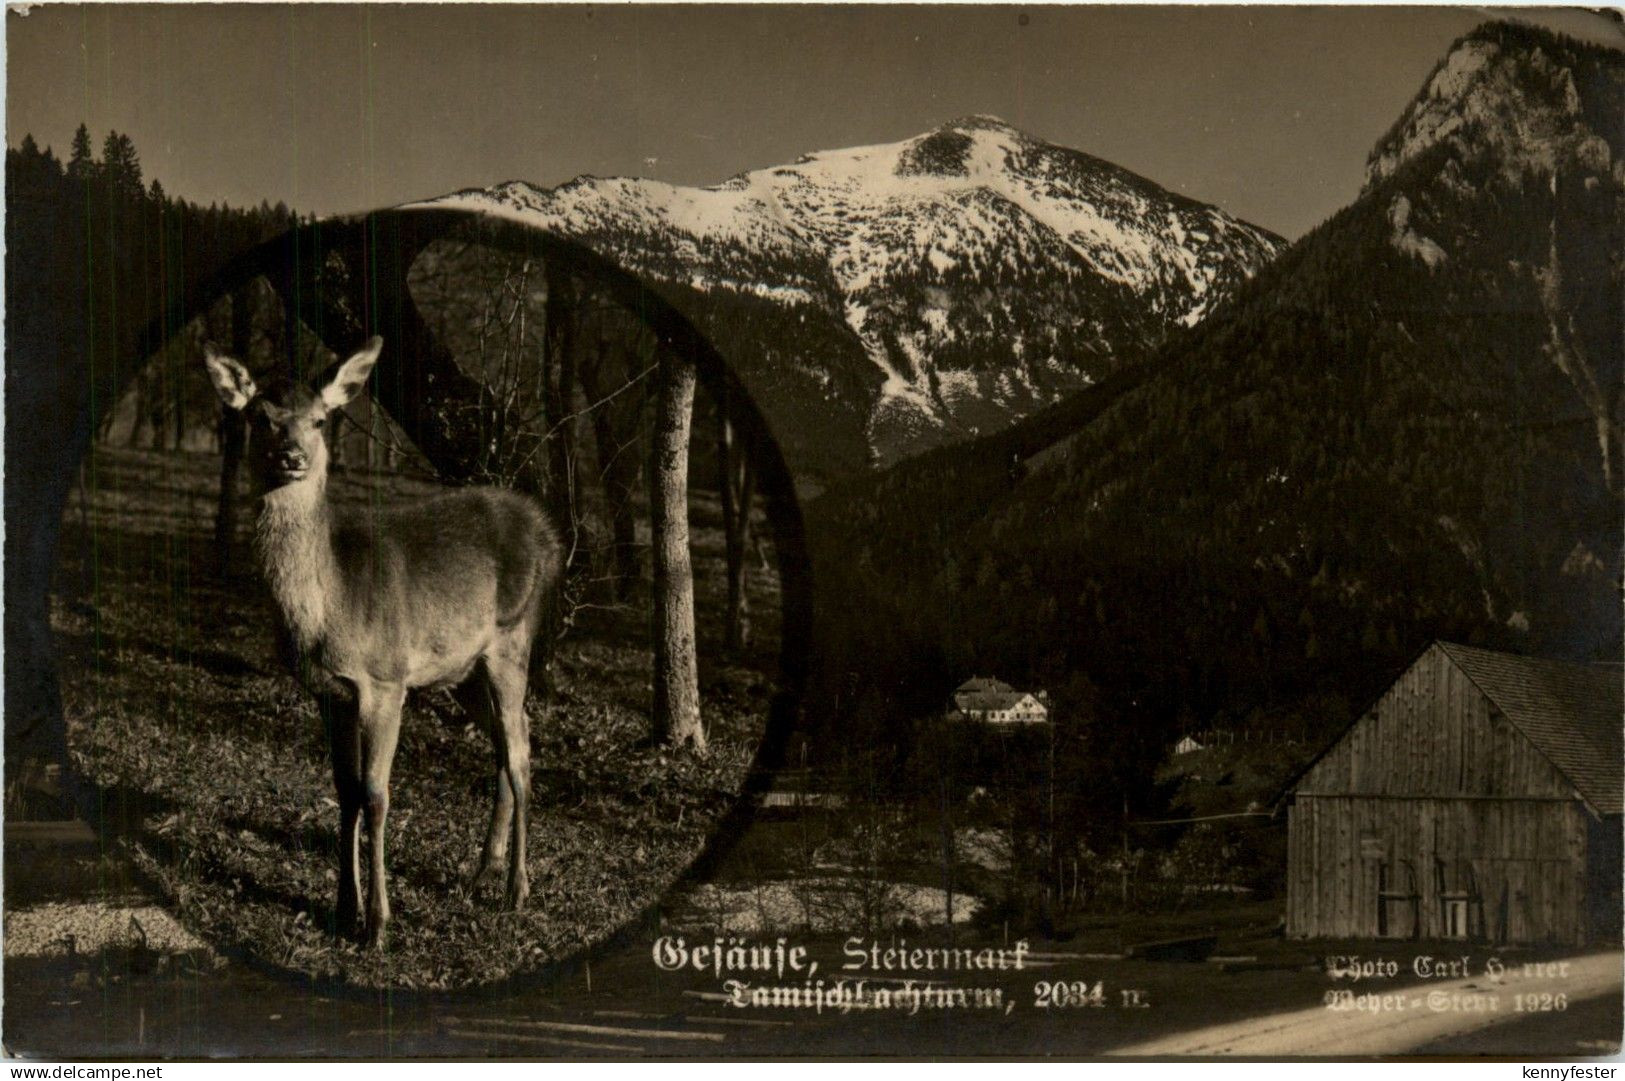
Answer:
1366, 20, 1623, 188
422, 119, 1282, 469
890, 116, 1038, 177
936, 114, 1023, 135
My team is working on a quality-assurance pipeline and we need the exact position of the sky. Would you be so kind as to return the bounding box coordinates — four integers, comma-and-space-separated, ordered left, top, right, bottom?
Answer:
6, 4, 1622, 239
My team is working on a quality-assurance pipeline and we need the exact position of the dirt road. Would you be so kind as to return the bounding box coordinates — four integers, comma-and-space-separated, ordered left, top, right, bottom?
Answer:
1110, 951, 1623, 1056
8, 835, 1620, 1059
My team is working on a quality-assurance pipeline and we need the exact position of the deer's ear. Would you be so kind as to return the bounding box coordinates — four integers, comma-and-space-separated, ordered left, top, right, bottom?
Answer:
203, 346, 258, 410
319, 336, 382, 410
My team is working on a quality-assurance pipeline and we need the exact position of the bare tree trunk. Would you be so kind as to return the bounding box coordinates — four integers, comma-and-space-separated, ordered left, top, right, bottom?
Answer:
716, 413, 754, 653
172, 352, 187, 450
601, 420, 642, 601
328, 412, 345, 473
581, 334, 645, 602
96, 402, 119, 445
650, 346, 703, 750
126, 372, 149, 448
214, 285, 254, 575
214, 410, 245, 571
940, 755, 956, 942
147, 385, 167, 451
544, 261, 582, 561
134, 355, 163, 450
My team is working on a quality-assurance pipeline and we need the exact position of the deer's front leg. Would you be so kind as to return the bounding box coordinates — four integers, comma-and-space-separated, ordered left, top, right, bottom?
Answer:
358, 681, 406, 950
323, 693, 364, 941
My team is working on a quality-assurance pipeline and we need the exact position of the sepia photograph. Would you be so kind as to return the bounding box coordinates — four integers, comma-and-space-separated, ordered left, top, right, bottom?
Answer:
3, 2, 1621, 1062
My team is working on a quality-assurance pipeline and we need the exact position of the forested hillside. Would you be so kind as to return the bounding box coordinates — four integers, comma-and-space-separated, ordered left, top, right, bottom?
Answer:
7, 125, 299, 447
804, 23, 1624, 802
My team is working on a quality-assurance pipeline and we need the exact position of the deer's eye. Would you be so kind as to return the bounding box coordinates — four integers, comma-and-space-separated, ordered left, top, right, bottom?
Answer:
312, 417, 326, 430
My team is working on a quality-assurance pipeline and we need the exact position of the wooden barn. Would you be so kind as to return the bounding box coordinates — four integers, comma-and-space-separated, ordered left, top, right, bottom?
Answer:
1281, 642, 1622, 945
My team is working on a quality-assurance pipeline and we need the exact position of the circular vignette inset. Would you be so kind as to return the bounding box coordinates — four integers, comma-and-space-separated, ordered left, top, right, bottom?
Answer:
50, 207, 810, 993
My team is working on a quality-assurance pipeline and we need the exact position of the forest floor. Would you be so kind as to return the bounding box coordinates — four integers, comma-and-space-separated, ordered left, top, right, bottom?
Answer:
36, 444, 782, 991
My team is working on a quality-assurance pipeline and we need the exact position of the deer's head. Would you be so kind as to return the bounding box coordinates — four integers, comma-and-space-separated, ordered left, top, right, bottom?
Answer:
204, 337, 383, 493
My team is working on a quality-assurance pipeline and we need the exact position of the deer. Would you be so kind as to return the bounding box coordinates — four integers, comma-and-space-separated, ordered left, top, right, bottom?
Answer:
204, 337, 564, 949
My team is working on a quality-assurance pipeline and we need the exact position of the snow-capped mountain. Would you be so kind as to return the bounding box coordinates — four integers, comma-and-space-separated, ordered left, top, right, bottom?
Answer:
429, 116, 1282, 470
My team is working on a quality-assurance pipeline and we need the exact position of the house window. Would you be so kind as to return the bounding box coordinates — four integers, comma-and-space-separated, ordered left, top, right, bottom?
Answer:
1443, 899, 1469, 939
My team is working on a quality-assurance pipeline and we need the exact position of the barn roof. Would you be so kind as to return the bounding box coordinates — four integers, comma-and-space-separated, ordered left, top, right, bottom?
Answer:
1277, 641, 1623, 816
1437, 642, 1623, 815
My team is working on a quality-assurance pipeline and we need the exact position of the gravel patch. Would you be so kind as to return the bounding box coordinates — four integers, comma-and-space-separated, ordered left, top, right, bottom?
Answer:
674, 878, 981, 935
5, 901, 209, 958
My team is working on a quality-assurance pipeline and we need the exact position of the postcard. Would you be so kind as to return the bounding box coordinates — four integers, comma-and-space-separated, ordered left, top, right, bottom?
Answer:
4, 3, 1621, 1061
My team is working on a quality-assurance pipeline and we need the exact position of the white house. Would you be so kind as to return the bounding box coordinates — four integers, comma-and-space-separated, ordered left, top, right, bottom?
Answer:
1174, 735, 1205, 755
950, 677, 1050, 724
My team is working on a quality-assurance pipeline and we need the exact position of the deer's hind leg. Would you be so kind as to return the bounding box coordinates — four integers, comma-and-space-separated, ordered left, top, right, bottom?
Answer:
485, 633, 534, 912
454, 664, 515, 894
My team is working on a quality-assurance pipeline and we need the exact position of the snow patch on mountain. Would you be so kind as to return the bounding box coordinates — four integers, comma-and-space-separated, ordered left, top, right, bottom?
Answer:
422, 116, 1282, 463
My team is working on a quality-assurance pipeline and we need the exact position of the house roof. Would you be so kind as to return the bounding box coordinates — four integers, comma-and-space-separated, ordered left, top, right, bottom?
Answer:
956, 690, 1038, 712
955, 676, 1018, 711
1437, 642, 1623, 815
952, 677, 1051, 716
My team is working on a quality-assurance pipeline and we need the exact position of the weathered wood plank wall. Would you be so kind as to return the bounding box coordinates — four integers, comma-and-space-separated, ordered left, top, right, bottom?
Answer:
1285, 646, 1598, 944
1287, 795, 1590, 943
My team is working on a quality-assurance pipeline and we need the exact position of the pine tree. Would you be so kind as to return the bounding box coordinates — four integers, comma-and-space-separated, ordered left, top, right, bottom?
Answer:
67, 123, 95, 181
101, 131, 142, 200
